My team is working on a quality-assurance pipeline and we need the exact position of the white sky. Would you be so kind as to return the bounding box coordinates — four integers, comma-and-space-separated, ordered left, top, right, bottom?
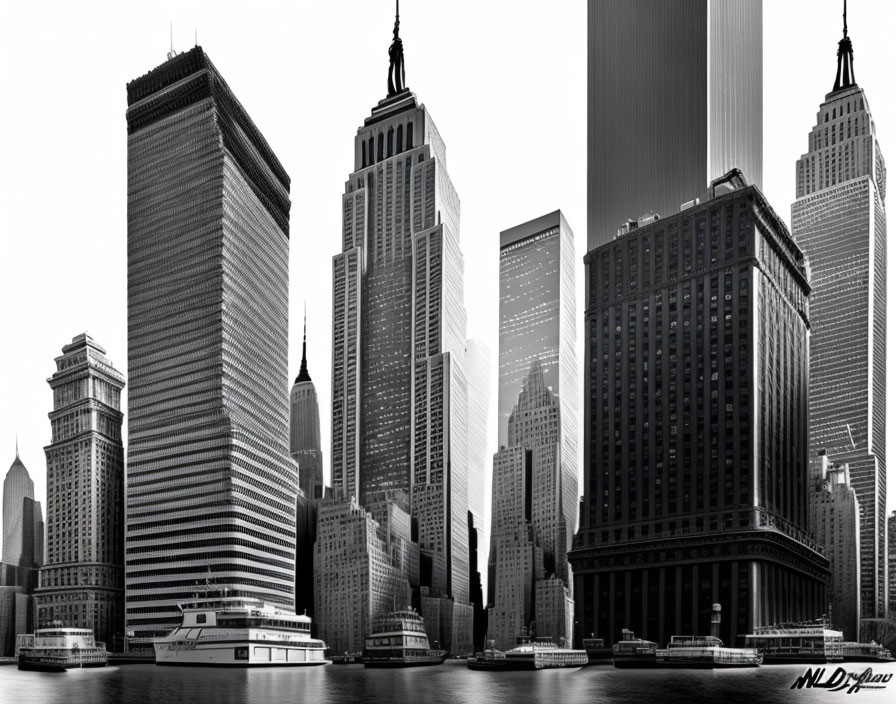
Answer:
1, 1, 895, 545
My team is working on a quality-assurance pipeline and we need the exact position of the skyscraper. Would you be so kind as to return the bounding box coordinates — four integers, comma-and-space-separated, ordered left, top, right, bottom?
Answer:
571, 173, 828, 648
2, 446, 41, 571
488, 362, 574, 650
0, 445, 43, 656
809, 453, 860, 641
588, 0, 762, 249
792, 7, 888, 621
329, 8, 472, 654
125, 47, 296, 635
35, 334, 125, 647
291, 313, 324, 500
498, 211, 577, 548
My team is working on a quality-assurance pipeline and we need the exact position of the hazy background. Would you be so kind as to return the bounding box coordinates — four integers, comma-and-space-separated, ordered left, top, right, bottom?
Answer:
1, 1, 894, 555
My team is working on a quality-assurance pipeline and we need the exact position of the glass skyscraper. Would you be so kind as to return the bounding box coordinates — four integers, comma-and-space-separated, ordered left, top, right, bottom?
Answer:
588, 0, 762, 249
125, 47, 296, 635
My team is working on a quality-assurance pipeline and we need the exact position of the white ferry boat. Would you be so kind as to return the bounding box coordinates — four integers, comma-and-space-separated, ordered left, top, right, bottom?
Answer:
362, 608, 447, 667
467, 634, 588, 671
743, 617, 844, 664
154, 598, 329, 667
612, 629, 658, 668
655, 635, 762, 668
17, 628, 109, 671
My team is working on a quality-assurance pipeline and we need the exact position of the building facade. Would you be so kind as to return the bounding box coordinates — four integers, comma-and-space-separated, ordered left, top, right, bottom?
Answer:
498, 211, 577, 562
488, 363, 574, 650
34, 334, 125, 647
792, 15, 888, 621
0, 447, 43, 656
571, 175, 829, 648
313, 498, 415, 654
588, 0, 762, 249
809, 453, 861, 641
125, 47, 297, 635
329, 14, 472, 654
889, 511, 896, 619
291, 315, 324, 500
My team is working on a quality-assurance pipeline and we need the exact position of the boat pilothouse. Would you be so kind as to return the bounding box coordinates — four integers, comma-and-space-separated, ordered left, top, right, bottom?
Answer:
154, 598, 329, 667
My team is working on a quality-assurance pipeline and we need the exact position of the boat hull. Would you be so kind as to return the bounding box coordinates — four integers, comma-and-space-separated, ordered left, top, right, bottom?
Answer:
154, 643, 330, 667
18, 654, 109, 672
468, 652, 588, 671
363, 655, 447, 668
613, 655, 658, 668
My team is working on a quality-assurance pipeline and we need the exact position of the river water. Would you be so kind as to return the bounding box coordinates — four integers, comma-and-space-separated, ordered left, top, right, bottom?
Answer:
2, 660, 895, 704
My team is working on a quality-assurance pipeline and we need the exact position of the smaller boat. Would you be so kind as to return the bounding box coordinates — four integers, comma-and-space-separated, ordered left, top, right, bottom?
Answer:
841, 641, 894, 662
655, 636, 761, 668
467, 634, 588, 671
582, 635, 613, 665
612, 629, 658, 668
17, 628, 109, 671
330, 652, 362, 665
743, 616, 844, 664
362, 608, 446, 668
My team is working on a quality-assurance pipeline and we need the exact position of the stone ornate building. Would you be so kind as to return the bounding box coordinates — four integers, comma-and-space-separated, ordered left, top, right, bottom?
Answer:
35, 334, 125, 648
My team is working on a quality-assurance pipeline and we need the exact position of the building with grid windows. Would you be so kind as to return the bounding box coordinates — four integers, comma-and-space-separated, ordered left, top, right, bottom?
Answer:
125, 47, 297, 635
35, 334, 125, 648
570, 172, 828, 648
809, 453, 860, 641
328, 11, 472, 654
587, 0, 762, 250
792, 11, 888, 622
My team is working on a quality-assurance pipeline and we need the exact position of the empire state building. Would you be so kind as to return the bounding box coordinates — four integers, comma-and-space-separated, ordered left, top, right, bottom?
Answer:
330, 5, 473, 653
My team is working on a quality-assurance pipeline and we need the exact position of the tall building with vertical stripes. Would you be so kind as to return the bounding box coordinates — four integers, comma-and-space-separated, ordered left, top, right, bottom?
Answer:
125, 47, 296, 635
792, 9, 887, 622
329, 9, 472, 654
588, 0, 762, 249
35, 333, 125, 647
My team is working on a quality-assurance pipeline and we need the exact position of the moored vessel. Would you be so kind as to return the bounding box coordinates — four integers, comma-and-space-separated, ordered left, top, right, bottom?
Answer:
841, 640, 894, 662
655, 636, 762, 668
16, 628, 109, 671
582, 635, 613, 665
743, 617, 844, 664
153, 598, 329, 666
467, 634, 588, 671
362, 608, 446, 667
612, 629, 658, 668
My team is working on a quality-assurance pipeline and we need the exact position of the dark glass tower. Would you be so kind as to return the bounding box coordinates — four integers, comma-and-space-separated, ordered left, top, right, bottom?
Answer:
588, 0, 762, 249
792, 6, 888, 621
571, 174, 828, 648
125, 47, 296, 635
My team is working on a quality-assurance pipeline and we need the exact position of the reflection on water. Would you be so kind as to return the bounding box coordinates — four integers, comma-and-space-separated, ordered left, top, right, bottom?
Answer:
2, 660, 894, 704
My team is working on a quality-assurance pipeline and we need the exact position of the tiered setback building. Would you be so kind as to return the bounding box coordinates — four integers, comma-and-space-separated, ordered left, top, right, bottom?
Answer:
290, 317, 324, 500
329, 55, 472, 650
570, 176, 829, 648
489, 363, 573, 649
792, 19, 888, 621
313, 498, 416, 654
587, 0, 762, 249
125, 47, 297, 635
809, 453, 860, 641
35, 334, 125, 648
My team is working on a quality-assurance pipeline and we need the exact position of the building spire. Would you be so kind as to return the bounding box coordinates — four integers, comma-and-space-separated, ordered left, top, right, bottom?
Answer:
387, 0, 406, 97
832, 0, 856, 93
15, 434, 19, 459
296, 303, 311, 383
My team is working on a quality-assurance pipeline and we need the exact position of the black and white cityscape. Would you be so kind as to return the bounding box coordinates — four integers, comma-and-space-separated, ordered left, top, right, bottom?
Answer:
1, 0, 895, 701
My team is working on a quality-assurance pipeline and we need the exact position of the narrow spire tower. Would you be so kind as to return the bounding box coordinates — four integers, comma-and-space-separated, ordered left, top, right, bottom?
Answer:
297, 305, 311, 383
832, 0, 856, 93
